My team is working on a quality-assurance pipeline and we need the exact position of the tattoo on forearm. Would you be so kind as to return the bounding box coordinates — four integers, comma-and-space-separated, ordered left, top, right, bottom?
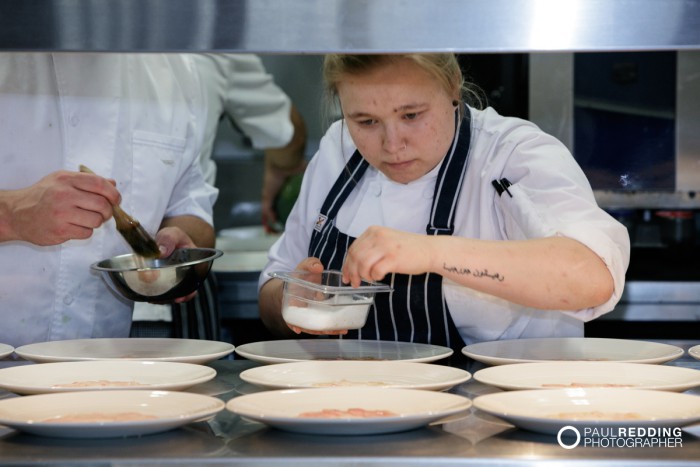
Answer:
443, 263, 505, 282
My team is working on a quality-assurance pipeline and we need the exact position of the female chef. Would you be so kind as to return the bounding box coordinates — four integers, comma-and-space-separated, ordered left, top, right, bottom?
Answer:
258, 53, 630, 350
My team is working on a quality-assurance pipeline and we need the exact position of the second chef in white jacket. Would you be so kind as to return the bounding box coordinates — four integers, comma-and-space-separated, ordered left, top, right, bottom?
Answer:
0, 53, 217, 348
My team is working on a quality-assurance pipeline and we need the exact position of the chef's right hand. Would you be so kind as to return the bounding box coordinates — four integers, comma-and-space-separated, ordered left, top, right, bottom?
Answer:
285, 257, 349, 336
0, 170, 120, 245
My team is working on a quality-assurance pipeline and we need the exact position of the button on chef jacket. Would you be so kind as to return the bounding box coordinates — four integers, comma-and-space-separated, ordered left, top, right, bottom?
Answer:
259, 106, 631, 345
0, 53, 217, 348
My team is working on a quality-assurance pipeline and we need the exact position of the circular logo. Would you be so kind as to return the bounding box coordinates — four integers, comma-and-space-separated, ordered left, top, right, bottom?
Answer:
557, 426, 581, 449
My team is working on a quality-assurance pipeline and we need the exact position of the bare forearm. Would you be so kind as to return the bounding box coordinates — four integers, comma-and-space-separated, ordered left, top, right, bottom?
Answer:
0, 171, 119, 245
0, 190, 18, 242
264, 105, 307, 171
429, 236, 614, 310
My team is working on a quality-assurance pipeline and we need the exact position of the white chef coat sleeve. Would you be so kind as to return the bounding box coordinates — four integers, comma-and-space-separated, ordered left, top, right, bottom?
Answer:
492, 121, 630, 322
216, 54, 294, 150
164, 153, 217, 225
162, 56, 218, 225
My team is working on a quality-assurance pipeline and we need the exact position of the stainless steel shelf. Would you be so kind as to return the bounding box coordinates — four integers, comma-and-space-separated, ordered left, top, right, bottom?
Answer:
1, 0, 700, 53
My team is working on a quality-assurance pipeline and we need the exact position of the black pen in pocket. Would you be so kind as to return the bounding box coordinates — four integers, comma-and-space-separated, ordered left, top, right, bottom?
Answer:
491, 178, 513, 198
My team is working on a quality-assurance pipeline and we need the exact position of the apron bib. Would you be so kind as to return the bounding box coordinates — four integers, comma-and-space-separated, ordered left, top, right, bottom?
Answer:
308, 106, 472, 351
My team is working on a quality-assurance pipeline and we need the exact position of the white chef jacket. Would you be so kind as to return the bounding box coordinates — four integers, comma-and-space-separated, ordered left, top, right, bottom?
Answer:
259, 106, 630, 345
188, 53, 294, 185
132, 53, 295, 323
0, 53, 218, 348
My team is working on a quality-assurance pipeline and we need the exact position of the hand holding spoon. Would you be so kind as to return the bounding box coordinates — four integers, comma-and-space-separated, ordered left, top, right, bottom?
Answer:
79, 165, 161, 258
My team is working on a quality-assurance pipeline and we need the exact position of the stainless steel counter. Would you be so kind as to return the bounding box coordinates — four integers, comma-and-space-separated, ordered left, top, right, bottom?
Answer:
1, 341, 699, 466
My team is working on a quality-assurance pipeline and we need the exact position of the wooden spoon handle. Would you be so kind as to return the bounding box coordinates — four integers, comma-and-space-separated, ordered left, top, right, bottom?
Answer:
79, 164, 160, 258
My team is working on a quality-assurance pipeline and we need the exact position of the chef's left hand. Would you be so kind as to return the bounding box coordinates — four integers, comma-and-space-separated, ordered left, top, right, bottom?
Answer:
147, 226, 198, 304
284, 257, 348, 336
342, 226, 433, 287
154, 226, 196, 258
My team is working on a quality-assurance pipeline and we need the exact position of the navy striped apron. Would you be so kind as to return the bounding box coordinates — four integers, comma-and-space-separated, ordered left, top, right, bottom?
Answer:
308, 107, 471, 352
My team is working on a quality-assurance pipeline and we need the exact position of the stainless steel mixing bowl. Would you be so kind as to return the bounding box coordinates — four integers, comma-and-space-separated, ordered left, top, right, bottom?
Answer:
90, 248, 223, 302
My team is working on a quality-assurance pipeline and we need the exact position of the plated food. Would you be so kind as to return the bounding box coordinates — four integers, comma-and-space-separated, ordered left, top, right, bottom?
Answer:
462, 337, 684, 366
0, 343, 13, 360
298, 408, 398, 419
473, 388, 700, 435
14, 338, 234, 364
0, 390, 225, 438
239, 360, 470, 391
0, 361, 217, 395
234, 339, 453, 364
473, 361, 700, 392
226, 387, 471, 435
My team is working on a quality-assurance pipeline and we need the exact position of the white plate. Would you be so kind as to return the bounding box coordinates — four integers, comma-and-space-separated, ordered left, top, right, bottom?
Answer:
227, 387, 471, 435
689, 344, 700, 361
240, 361, 471, 391
0, 343, 13, 360
473, 361, 700, 392
0, 361, 217, 395
0, 390, 225, 438
462, 337, 683, 366
14, 338, 234, 364
473, 388, 700, 436
235, 339, 453, 364
683, 423, 700, 438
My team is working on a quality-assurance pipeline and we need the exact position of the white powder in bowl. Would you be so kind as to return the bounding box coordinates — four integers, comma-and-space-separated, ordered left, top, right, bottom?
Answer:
282, 301, 371, 331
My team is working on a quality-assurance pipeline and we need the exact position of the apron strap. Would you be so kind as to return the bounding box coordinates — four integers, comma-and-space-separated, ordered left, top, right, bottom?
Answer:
427, 105, 472, 236
309, 149, 368, 255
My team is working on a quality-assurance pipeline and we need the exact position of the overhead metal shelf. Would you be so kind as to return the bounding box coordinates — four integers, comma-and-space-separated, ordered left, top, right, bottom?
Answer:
1, 0, 700, 53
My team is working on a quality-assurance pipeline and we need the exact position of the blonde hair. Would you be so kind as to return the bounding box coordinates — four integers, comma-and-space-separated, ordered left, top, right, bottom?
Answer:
322, 53, 484, 124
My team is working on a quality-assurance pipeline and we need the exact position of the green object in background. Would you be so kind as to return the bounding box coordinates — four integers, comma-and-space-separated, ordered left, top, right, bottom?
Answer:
274, 173, 303, 229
